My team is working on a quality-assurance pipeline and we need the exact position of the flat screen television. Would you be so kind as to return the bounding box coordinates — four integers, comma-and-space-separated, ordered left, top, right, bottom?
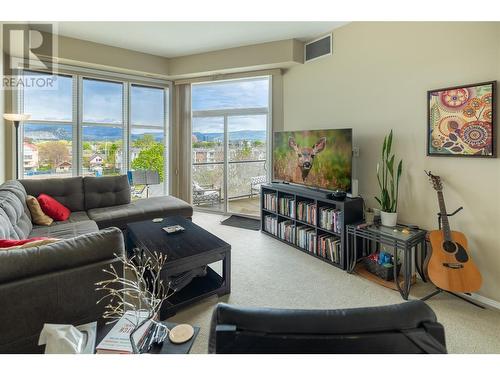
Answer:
273, 129, 352, 192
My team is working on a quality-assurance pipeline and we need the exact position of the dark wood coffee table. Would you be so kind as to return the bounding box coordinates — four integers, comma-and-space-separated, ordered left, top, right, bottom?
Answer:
126, 216, 231, 319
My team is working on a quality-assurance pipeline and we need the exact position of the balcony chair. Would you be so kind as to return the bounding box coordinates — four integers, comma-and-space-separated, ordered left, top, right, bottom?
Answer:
192, 182, 221, 207
250, 175, 266, 198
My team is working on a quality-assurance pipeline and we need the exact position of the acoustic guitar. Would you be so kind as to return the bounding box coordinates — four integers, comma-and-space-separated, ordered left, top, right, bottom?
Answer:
426, 172, 482, 293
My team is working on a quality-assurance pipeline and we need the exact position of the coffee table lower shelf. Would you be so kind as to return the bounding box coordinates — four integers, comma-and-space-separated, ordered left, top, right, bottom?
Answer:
353, 263, 416, 292
162, 267, 225, 318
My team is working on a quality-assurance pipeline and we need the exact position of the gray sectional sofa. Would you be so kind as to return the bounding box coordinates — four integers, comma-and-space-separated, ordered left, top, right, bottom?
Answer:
0, 175, 192, 353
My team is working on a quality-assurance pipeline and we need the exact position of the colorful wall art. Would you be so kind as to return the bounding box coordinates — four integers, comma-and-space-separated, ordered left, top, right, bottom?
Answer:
427, 81, 496, 157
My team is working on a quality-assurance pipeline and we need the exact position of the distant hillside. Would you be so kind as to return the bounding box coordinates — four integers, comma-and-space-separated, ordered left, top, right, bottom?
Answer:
25, 124, 162, 142
24, 124, 264, 143
25, 125, 72, 141
193, 130, 266, 142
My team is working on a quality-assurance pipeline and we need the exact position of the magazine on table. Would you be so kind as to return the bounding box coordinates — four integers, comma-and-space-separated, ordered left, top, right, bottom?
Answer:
96, 310, 154, 354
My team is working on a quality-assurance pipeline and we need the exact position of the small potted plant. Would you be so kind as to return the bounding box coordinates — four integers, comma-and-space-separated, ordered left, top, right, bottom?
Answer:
375, 130, 403, 227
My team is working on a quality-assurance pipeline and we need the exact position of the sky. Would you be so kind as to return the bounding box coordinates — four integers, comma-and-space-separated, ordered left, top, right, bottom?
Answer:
24, 72, 269, 133
192, 78, 269, 133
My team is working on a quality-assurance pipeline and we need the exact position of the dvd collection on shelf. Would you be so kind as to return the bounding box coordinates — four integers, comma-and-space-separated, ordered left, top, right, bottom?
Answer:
263, 191, 345, 266
264, 214, 278, 235
318, 234, 341, 263
296, 201, 317, 225
278, 220, 296, 243
296, 225, 317, 254
278, 196, 296, 218
319, 207, 342, 233
263, 192, 277, 212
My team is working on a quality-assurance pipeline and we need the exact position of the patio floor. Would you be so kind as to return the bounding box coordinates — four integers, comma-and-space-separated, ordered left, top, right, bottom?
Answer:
194, 195, 260, 217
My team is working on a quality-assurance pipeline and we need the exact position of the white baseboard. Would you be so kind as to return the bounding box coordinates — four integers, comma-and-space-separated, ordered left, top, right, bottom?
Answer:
468, 293, 500, 310
415, 274, 500, 310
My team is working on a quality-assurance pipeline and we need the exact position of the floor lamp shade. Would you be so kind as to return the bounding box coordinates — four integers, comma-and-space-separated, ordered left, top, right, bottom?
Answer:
4, 113, 31, 122
3, 113, 31, 179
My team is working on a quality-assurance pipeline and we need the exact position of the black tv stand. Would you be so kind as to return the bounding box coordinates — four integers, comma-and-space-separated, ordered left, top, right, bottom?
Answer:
260, 183, 363, 270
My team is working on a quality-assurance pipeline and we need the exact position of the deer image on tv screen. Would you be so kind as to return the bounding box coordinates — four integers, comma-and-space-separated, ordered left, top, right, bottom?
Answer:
288, 136, 326, 182
273, 129, 352, 191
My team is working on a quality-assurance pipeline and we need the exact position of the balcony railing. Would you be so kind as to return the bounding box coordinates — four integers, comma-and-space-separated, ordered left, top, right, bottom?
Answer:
192, 159, 267, 212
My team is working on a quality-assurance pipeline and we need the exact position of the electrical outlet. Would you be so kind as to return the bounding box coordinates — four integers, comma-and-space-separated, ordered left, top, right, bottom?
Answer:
352, 146, 360, 157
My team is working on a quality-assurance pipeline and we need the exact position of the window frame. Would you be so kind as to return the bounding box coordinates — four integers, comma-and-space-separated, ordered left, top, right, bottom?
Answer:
14, 63, 171, 195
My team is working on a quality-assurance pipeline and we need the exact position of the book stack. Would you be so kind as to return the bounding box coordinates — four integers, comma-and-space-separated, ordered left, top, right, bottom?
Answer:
278, 220, 295, 243
318, 234, 341, 264
264, 214, 278, 235
296, 201, 317, 225
278, 196, 295, 218
319, 207, 342, 233
296, 225, 317, 254
263, 192, 277, 212
96, 311, 153, 354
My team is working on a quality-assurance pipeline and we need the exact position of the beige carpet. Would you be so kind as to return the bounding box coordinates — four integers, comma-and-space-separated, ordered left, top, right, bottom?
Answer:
169, 212, 500, 354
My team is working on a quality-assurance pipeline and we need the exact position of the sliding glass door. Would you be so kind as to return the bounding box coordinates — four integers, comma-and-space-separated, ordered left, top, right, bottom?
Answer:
192, 116, 225, 212
227, 114, 267, 216
191, 77, 271, 217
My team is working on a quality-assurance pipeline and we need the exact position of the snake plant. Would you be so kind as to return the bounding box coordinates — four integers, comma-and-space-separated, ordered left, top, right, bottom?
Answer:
375, 130, 403, 213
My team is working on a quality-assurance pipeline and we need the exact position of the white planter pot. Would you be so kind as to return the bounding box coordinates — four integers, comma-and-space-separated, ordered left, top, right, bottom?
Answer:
381, 211, 398, 227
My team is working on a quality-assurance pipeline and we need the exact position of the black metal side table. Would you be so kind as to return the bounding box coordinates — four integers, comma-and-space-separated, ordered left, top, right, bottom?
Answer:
346, 223, 427, 300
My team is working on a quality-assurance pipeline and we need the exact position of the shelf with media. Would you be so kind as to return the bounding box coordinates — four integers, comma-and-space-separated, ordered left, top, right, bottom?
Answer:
261, 182, 363, 270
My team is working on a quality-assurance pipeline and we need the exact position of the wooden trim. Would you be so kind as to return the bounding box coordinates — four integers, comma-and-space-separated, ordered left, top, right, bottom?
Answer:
174, 69, 281, 85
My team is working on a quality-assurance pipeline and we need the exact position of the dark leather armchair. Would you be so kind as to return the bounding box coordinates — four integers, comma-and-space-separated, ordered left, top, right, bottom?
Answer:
209, 301, 446, 354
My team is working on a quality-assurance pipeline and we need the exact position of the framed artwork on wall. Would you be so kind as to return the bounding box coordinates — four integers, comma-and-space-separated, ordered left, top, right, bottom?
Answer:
427, 81, 496, 158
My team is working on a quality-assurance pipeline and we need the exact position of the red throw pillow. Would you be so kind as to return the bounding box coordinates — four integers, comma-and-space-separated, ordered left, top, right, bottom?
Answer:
37, 194, 71, 221
0, 237, 50, 248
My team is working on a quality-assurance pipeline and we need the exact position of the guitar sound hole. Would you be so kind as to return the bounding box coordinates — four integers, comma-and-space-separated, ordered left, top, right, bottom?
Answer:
442, 241, 456, 253
442, 241, 469, 263
455, 244, 469, 263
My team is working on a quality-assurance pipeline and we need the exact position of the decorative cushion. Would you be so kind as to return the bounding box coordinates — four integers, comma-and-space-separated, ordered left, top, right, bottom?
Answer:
0, 237, 59, 250
20, 177, 85, 212
37, 194, 71, 221
26, 195, 53, 226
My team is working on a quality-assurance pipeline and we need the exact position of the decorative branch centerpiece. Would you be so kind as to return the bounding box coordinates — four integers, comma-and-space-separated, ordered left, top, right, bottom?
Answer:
375, 130, 403, 227
95, 251, 173, 353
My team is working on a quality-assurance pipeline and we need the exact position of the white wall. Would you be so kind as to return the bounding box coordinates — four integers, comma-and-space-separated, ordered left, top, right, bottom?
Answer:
283, 22, 500, 302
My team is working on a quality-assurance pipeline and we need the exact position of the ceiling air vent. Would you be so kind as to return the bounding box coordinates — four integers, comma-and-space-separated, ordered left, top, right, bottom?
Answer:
304, 34, 332, 63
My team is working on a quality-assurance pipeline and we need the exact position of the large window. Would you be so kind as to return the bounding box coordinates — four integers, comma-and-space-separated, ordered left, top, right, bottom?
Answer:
22, 71, 74, 178
82, 78, 124, 177
191, 77, 270, 216
129, 85, 167, 197
20, 70, 169, 195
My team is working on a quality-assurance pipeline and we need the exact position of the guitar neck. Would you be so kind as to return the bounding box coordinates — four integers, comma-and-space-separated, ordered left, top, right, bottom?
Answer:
437, 191, 452, 241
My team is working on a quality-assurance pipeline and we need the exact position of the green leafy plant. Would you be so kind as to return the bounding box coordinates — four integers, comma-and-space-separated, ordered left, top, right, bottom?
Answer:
375, 130, 403, 213
131, 142, 165, 182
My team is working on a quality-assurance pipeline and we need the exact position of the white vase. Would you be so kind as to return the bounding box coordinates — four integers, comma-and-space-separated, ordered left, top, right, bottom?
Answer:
381, 211, 398, 227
